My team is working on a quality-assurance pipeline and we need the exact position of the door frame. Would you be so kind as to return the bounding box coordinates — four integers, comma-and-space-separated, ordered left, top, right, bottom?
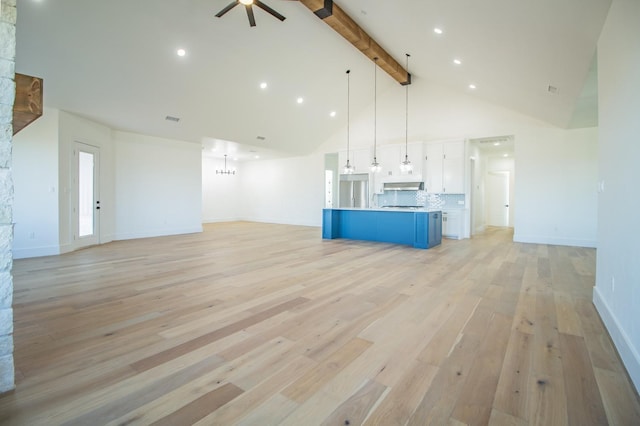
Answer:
72, 142, 101, 249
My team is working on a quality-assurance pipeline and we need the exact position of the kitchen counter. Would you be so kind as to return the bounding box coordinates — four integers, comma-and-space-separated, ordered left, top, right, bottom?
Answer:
329, 207, 441, 212
322, 208, 442, 249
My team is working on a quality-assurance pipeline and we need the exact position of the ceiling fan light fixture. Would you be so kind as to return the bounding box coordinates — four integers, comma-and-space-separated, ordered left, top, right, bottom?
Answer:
215, 0, 286, 27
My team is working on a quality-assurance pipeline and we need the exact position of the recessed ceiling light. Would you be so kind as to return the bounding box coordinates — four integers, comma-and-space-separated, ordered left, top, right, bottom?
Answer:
254, 155, 260, 159
453, 59, 462, 65
434, 28, 443, 35
330, 111, 337, 117
297, 97, 304, 104
468, 84, 477, 90
503, 154, 509, 157
493, 142, 500, 146
176, 48, 186, 57
260, 82, 268, 89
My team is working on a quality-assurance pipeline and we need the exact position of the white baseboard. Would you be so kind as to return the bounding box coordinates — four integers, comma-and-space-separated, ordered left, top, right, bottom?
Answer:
114, 226, 202, 241
593, 286, 640, 394
239, 216, 321, 228
12, 245, 60, 259
513, 233, 596, 248
202, 217, 242, 223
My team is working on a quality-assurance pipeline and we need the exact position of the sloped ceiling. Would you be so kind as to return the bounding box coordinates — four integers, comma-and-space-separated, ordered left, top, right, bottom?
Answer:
15, 0, 610, 160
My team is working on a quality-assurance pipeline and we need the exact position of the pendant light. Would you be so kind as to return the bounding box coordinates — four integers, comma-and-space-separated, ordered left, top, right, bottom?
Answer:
343, 69, 355, 174
370, 58, 381, 173
216, 154, 235, 175
400, 53, 413, 173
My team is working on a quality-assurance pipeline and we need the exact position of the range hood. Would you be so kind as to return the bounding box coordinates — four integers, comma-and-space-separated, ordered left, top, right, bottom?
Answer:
383, 182, 424, 191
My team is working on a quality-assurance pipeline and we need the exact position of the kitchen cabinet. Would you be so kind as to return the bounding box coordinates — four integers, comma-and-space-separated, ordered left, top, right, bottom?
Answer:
376, 143, 423, 181
424, 140, 464, 193
442, 209, 463, 239
322, 208, 441, 249
428, 211, 442, 248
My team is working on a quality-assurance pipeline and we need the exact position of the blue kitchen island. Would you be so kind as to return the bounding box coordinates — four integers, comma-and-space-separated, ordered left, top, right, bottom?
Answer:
322, 208, 442, 249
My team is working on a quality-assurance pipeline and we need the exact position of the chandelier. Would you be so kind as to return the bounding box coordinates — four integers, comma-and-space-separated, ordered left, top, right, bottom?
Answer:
216, 154, 236, 175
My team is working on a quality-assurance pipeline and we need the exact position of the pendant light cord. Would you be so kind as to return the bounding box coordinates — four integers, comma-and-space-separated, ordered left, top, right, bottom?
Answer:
346, 69, 351, 164
374, 58, 378, 160
405, 53, 410, 159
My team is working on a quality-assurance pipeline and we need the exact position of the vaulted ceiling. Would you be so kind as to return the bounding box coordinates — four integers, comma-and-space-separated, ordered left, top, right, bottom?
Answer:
15, 0, 610, 160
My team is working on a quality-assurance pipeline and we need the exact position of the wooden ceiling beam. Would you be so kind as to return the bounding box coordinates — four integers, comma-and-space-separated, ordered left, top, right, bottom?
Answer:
299, 0, 411, 85
13, 73, 43, 135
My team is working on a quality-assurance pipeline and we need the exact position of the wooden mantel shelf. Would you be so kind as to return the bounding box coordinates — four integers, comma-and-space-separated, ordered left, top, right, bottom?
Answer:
13, 73, 43, 135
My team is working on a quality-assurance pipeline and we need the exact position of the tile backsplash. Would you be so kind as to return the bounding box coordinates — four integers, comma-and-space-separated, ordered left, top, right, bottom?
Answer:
375, 190, 465, 209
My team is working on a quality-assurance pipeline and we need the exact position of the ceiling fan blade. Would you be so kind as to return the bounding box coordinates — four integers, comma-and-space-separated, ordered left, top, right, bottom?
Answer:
215, 1, 239, 18
254, 0, 286, 21
245, 5, 257, 27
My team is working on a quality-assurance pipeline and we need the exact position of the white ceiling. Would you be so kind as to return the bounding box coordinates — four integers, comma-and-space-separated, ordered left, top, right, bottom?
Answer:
15, 0, 610, 160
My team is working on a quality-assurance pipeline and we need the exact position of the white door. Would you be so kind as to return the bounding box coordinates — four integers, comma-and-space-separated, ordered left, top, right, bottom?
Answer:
487, 171, 509, 227
74, 142, 100, 248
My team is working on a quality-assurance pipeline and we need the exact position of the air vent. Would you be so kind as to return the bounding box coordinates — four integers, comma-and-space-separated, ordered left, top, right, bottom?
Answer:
475, 135, 513, 144
256, 136, 266, 141
547, 85, 559, 94
165, 115, 180, 122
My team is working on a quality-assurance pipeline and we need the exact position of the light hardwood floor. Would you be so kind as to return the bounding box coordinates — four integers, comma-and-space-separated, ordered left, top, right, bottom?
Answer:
1, 222, 639, 425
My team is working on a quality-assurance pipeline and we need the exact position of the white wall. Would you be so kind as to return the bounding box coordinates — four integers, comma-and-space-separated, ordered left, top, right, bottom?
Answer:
594, 0, 640, 393
202, 156, 240, 223
513, 127, 598, 247
12, 109, 60, 258
239, 155, 324, 227
113, 131, 202, 240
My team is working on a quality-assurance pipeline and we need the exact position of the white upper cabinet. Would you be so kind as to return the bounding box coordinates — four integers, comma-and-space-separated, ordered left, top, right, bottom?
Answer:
375, 143, 423, 181
425, 143, 444, 192
424, 140, 465, 193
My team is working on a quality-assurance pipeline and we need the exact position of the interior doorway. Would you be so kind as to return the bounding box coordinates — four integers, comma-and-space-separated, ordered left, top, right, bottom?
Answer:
74, 142, 100, 248
469, 135, 515, 233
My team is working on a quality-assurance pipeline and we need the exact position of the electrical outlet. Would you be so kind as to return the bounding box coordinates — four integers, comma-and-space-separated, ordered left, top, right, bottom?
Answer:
29, 232, 35, 239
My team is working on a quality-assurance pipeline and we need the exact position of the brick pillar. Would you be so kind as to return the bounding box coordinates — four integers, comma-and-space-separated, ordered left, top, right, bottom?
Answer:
0, 0, 16, 393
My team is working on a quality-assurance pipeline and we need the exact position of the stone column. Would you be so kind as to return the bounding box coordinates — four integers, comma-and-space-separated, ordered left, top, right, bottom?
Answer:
0, 0, 16, 393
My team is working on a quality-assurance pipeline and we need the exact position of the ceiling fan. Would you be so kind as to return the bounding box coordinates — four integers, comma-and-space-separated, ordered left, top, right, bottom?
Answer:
215, 0, 289, 27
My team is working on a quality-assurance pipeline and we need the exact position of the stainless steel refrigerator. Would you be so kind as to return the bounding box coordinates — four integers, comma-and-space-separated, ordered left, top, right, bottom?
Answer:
339, 174, 369, 208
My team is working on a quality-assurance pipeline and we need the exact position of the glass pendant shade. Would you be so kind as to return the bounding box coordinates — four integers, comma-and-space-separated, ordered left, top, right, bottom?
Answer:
343, 160, 355, 174
370, 158, 381, 173
400, 155, 413, 173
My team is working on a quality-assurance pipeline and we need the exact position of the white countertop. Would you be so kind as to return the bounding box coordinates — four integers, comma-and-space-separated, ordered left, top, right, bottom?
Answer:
326, 207, 442, 212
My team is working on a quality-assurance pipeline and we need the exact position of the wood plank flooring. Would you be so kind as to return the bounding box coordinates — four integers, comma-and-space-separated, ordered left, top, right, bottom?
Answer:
1, 222, 639, 425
